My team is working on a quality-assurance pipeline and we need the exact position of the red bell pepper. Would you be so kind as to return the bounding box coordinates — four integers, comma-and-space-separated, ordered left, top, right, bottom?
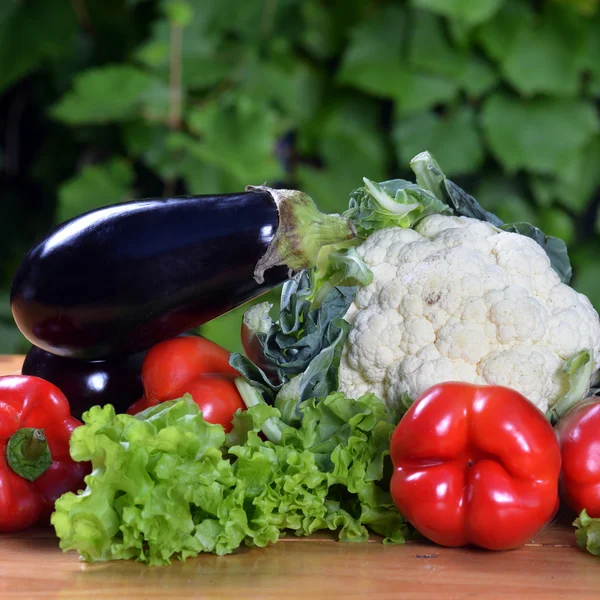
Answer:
390, 382, 561, 550
0, 375, 89, 532
554, 396, 600, 517
126, 337, 244, 432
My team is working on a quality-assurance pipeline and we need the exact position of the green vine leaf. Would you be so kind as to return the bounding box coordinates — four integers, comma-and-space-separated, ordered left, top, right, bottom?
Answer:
336, 5, 458, 113
499, 4, 588, 97
411, 0, 505, 25
481, 93, 599, 175
57, 159, 135, 223
394, 107, 484, 176
51, 66, 160, 124
0, 0, 77, 94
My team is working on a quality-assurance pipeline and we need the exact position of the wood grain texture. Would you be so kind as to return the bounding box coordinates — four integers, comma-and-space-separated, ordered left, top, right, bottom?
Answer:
0, 355, 24, 375
0, 355, 599, 599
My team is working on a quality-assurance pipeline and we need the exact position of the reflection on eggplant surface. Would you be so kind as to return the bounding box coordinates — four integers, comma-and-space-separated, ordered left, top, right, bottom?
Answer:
22, 345, 145, 419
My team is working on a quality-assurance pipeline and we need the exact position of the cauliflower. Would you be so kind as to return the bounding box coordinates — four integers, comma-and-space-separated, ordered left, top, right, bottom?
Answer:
235, 152, 600, 422
338, 214, 600, 413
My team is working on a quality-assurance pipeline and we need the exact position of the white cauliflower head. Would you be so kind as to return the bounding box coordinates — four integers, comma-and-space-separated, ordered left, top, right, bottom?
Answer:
338, 214, 600, 413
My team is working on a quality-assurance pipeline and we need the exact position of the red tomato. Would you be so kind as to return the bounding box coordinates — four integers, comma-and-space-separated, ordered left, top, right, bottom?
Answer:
180, 374, 245, 432
127, 336, 245, 432
555, 396, 600, 517
240, 305, 278, 384
126, 395, 152, 415
142, 336, 238, 401
128, 375, 244, 432
390, 382, 561, 550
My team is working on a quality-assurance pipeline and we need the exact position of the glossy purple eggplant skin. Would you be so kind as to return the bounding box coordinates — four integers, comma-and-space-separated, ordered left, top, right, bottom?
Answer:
11, 191, 286, 359
22, 345, 146, 420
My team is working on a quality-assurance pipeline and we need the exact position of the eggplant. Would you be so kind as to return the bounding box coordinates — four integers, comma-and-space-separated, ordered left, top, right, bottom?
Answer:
11, 186, 354, 359
22, 345, 146, 419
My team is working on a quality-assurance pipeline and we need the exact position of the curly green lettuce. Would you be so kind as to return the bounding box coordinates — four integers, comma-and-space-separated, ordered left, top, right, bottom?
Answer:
574, 509, 600, 556
51, 392, 409, 566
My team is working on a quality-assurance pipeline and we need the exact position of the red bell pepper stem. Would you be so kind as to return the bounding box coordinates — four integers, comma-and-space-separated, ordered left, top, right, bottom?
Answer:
6, 428, 53, 482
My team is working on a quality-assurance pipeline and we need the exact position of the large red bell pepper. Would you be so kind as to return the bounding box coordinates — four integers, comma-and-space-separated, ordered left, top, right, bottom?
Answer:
0, 375, 89, 532
390, 382, 561, 550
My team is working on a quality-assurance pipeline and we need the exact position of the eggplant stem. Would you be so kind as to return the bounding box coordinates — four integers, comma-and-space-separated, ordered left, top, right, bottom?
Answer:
247, 186, 356, 284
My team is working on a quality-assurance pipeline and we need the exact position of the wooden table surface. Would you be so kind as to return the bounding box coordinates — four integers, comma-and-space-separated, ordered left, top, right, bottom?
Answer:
1, 354, 599, 599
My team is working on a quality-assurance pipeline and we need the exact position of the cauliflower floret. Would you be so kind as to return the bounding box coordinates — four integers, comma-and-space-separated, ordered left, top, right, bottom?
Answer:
477, 346, 564, 406
338, 215, 600, 413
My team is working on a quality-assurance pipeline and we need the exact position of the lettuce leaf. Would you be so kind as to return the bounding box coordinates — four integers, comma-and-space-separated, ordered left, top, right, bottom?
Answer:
52, 392, 410, 565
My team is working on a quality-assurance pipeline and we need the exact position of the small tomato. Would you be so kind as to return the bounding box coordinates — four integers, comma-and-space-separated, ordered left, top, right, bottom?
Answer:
181, 374, 245, 432
128, 375, 244, 433
141, 336, 238, 401
127, 336, 244, 432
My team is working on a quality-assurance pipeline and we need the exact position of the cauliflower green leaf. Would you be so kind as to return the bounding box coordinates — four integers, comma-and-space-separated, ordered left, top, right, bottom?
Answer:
501, 222, 572, 284
344, 177, 452, 237
574, 509, 600, 556
230, 270, 356, 406
312, 246, 374, 307
547, 349, 595, 424
411, 151, 504, 226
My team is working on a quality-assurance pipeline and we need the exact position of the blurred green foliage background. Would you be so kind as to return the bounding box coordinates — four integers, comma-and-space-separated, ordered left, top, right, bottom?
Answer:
1, 0, 600, 355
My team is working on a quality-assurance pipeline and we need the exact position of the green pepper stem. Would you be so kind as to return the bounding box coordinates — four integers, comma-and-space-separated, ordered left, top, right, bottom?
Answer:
247, 185, 356, 284
6, 428, 53, 482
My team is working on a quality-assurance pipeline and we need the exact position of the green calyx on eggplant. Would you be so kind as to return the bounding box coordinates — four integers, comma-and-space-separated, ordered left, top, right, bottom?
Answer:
11, 186, 355, 360
247, 186, 356, 283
